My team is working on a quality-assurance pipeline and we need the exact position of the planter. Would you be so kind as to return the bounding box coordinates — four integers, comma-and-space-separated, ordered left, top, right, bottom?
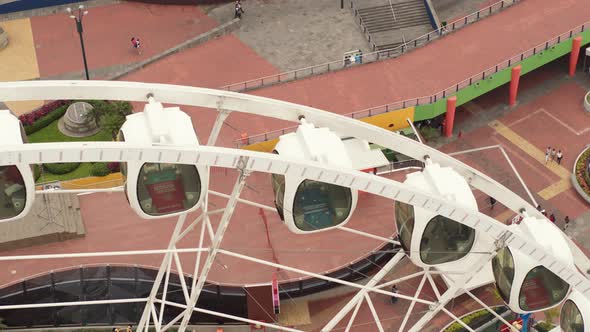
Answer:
0, 27, 8, 50
585, 91, 590, 113
572, 144, 590, 204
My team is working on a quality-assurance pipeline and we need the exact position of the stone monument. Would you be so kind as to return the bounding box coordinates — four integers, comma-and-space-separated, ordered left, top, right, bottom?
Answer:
58, 102, 100, 137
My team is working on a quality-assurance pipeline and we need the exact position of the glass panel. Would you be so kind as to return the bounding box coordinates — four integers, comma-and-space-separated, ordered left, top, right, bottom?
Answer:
395, 201, 414, 252
519, 265, 569, 311
492, 247, 515, 304
137, 163, 201, 216
420, 215, 475, 264
0, 165, 27, 219
292, 180, 352, 232
271, 173, 285, 220
561, 300, 584, 332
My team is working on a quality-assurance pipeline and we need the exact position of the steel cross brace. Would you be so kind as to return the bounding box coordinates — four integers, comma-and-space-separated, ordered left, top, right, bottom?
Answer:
177, 156, 250, 331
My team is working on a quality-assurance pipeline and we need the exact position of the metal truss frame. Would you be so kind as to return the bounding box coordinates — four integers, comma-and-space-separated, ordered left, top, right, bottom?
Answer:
0, 80, 587, 331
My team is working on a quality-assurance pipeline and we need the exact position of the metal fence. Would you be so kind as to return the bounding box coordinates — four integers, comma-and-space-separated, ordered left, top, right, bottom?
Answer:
221, 0, 519, 93
236, 19, 589, 148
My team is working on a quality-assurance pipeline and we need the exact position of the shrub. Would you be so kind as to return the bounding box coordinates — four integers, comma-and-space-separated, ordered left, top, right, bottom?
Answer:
534, 321, 555, 332
91, 162, 111, 177
443, 307, 506, 332
32, 164, 41, 181
22, 103, 70, 135
107, 162, 121, 173
43, 162, 81, 175
419, 126, 440, 141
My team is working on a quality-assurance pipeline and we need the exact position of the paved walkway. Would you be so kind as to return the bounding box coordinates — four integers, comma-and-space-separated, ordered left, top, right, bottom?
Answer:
243, 0, 590, 130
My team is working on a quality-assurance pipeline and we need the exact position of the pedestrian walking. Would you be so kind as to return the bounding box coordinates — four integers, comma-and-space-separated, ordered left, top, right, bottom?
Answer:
557, 150, 563, 165
564, 216, 570, 231
234, 0, 244, 19
131, 37, 142, 55
390, 285, 398, 304
549, 213, 556, 223
545, 146, 551, 156
541, 209, 547, 217
544, 151, 549, 164
536, 204, 542, 211
489, 196, 497, 209
551, 148, 556, 162
126, 325, 133, 332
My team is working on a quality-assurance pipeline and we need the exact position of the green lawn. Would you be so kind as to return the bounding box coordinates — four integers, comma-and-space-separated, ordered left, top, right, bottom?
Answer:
28, 120, 113, 183
27, 120, 113, 143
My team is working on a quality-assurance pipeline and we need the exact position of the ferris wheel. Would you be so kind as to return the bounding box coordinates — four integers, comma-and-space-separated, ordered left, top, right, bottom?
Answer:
0, 80, 588, 332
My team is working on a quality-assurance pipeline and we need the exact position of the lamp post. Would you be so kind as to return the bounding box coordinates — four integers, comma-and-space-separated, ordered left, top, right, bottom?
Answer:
66, 5, 90, 80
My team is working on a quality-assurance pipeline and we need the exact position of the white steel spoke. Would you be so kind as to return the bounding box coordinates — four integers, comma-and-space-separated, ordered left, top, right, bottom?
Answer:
338, 226, 400, 245
178, 157, 250, 331
150, 302, 161, 331
209, 189, 276, 211
137, 215, 187, 332
158, 299, 304, 332
207, 107, 231, 146
158, 255, 173, 330
0, 298, 147, 310
191, 214, 208, 291
442, 308, 476, 332
205, 217, 215, 242
407, 253, 495, 332
0, 247, 207, 261
398, 274, 427, 332
172, 250, 191, 304
364, 293, 385, 332
465, 290, 519, 332
345, 300, 364, 332
376, 271, 425, 289
322, 252, 405, 331
220, 249, 435, 305
426, 272, 441, 300
175, 209, 224, 243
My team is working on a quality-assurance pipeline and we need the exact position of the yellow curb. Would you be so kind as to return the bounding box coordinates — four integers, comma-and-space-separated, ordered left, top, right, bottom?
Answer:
60, 172, 124, 190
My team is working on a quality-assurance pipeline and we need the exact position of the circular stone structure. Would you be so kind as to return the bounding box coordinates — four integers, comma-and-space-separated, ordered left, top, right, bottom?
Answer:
0, 27, 8, 50
58, 101, 100, 137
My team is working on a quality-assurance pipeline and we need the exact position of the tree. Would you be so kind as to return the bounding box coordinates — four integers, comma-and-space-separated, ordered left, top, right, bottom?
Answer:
544, 307, 560, 324
100, 112, 125, 140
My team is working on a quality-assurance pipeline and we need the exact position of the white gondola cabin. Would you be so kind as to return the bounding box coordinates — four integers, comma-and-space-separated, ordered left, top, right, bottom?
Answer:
492, 216, 572, 313
118, 97, 207, 219
0, 110, 35, 223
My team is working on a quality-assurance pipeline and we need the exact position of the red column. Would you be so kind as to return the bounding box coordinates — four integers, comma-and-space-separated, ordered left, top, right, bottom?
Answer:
509, 65, 522, 106
569, 36, 583, 77
444, 96, 457, 138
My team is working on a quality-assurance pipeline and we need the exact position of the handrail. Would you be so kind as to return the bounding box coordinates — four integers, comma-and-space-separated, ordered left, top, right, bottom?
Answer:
236, 19, 588, 148
222, 0, 519, 92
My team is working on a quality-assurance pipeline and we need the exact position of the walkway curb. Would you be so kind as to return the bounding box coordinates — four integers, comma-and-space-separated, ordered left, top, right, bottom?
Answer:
106, 18, 241, 81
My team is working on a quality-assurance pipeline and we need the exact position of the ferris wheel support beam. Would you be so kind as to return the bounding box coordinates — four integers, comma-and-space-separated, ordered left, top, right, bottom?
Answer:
207, 107, 231, 146
178, 157, 250, 332
364, 293, 385, 332
0, 80, 545, 221
322, 251, 406, 331
376, 271, 426, 290
399, 273, 428, 332
345, 299, 364, 332
465, 290, 519, 332
425, 272, 441, 300
406, 253, 496, 332
0, 142, 587, 300
137, 214, 187, 332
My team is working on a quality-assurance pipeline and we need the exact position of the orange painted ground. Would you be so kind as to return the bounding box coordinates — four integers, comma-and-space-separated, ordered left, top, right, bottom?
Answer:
31, 2, 218, 78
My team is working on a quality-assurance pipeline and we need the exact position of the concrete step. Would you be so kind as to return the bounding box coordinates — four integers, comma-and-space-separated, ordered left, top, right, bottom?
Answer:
357, 0, 424, 15
362, 10, 428, 24
367, 18, 430, 33
359, 3, 425, 17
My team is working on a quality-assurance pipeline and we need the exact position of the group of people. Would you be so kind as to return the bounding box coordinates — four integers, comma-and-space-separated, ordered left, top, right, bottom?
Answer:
113, 325, 133, 332
536, 204, 570, 231
544, 146, 564, 165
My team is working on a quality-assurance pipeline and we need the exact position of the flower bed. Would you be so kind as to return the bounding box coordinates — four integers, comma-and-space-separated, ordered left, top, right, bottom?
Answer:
19, 100, 71, 135
573, 146, 590, 202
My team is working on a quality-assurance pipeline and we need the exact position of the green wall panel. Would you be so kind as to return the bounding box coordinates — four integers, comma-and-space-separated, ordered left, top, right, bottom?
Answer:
413, 28, 590, 122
